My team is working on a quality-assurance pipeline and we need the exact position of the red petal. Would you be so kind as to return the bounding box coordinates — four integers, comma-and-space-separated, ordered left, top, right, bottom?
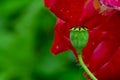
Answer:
50, 19, 69, 54
44, 0, 87, 24
87, 39, 117, 72
83, 12, 120, 79
95, 47, 120, 80
79, 0, 100, 25
50, 19, 78, 59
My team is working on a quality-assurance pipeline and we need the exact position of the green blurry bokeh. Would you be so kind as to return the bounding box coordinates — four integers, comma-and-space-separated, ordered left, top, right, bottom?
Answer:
0, 0, 86, 80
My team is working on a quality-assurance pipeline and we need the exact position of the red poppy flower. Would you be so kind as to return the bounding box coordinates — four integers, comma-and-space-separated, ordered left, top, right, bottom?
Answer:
44, 0, 120, 80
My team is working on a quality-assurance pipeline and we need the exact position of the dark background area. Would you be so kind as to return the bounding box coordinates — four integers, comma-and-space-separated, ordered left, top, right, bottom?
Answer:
0, 0, 86, 80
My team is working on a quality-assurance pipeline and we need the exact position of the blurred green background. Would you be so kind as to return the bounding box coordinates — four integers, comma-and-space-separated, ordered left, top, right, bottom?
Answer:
0, 0, 86, 80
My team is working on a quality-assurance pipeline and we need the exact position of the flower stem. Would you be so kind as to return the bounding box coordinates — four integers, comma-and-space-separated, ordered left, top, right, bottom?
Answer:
78, 54, 98, 80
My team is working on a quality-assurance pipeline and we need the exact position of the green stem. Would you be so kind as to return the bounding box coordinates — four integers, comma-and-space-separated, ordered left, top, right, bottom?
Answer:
78, 54, 98, 80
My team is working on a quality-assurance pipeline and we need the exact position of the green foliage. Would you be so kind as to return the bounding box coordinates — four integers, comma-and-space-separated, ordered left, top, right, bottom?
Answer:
0, 0, 86, 80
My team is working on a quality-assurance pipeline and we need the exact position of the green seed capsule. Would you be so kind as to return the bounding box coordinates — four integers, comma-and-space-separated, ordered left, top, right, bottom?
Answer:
70, 27, 88, 51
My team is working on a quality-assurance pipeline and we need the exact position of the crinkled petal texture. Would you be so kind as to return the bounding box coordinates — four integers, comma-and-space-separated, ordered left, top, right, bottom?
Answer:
100, 0, 120, 10
44, 0, 120, 80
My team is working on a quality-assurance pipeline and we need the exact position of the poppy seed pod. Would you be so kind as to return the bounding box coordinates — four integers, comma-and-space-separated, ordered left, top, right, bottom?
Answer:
70, 27, 88, 51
